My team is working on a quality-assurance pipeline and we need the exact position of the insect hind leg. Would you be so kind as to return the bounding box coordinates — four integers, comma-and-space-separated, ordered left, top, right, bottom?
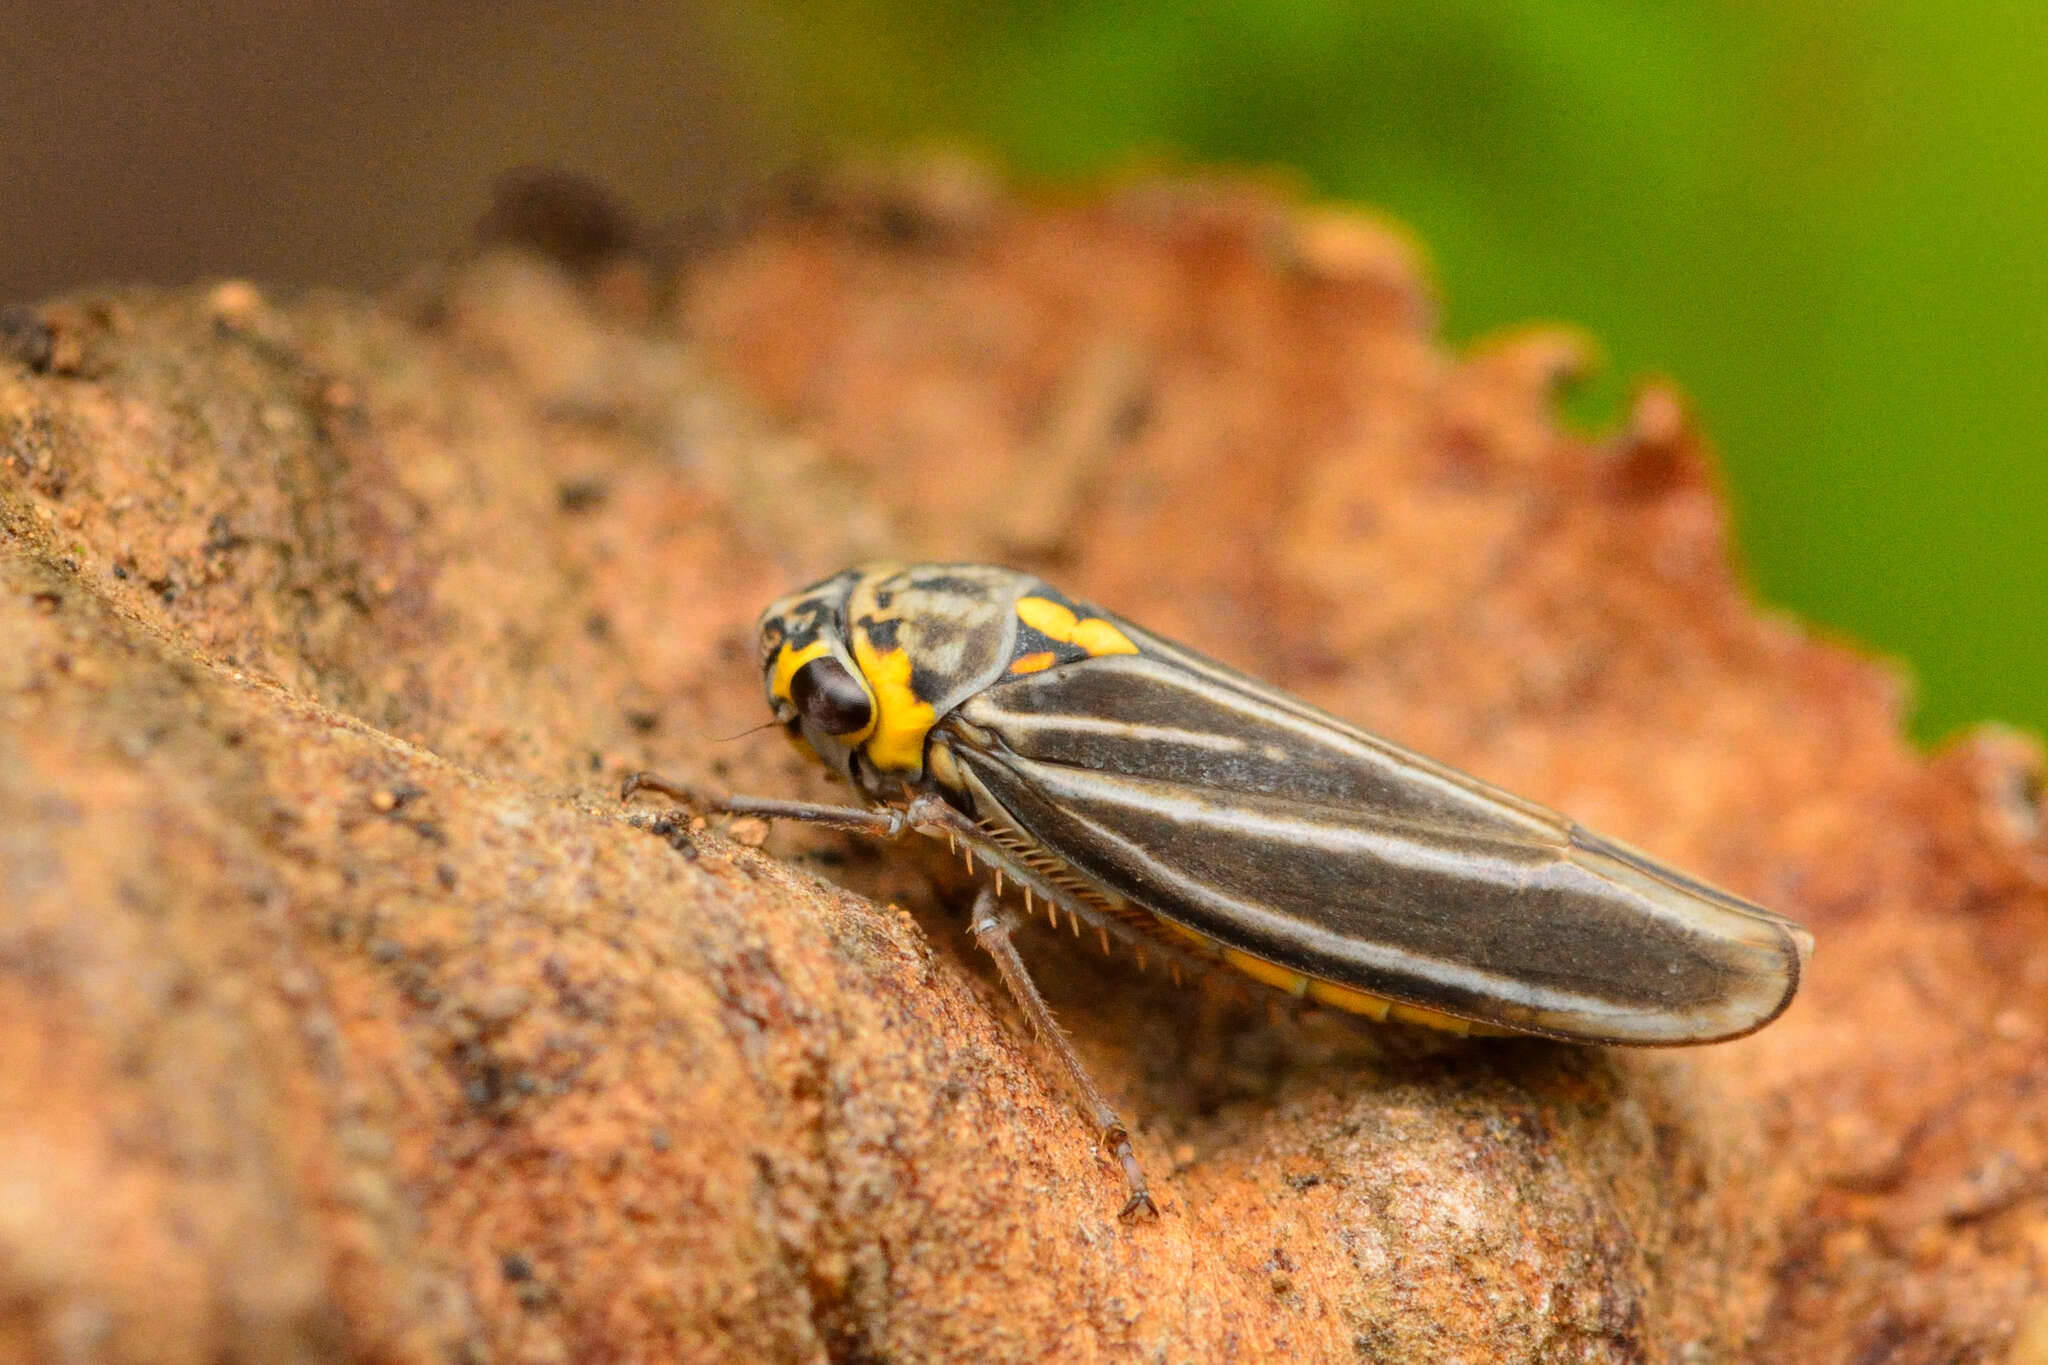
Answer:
966, 886, 1157, 1220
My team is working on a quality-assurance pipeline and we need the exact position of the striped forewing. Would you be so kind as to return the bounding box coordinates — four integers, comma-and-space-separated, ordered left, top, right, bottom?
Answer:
941, 649, 1806, 1044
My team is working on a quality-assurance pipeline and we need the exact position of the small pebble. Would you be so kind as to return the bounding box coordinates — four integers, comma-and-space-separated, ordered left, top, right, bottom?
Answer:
207, 279, 264, 326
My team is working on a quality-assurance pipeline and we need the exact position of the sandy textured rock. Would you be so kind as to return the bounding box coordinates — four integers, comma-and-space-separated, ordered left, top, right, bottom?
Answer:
3, 168, 2047, 1363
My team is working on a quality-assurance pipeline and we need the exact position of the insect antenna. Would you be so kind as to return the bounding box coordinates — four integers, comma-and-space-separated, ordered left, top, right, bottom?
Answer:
708, 718, 783, 743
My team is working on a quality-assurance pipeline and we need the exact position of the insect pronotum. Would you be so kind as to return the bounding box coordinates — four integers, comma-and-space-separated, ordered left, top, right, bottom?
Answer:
626, 562, 1812, 1218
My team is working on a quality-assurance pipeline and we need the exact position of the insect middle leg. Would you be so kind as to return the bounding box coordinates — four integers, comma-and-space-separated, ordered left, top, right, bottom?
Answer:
966, 885, 1157, 1219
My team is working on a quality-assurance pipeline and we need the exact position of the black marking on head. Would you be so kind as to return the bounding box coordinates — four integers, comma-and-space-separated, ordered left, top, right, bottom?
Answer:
903, 571, 1001, 598
775, 600, 837, 649
908, 661, 948, 705
860, 614, 903, 652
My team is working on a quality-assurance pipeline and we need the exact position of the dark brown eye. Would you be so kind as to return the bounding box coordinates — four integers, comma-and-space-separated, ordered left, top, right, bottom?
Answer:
789, 657, 872, 736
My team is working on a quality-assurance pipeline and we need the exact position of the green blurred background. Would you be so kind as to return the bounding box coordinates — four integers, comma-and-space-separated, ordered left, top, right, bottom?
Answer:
5, 2, 2041, 741
759, 1, 2048, 744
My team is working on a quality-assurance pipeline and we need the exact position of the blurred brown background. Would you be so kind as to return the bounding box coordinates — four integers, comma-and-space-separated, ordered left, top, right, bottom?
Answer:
1, 4, 774, 298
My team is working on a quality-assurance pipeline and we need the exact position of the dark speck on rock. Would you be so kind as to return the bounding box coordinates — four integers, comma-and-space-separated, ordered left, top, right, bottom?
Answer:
1, 306, 54, 373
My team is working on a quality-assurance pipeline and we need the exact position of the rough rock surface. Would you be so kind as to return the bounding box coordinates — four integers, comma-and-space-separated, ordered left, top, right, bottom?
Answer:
3, 169, 2046, 1363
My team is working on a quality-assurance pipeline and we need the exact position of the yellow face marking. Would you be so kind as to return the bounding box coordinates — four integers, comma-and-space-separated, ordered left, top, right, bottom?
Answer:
1010, 650, 1058, 674
1016, 596, 1138, 657
770, 639, 831, 703
851, 629, 937, 773
1223, 948, 1311, 998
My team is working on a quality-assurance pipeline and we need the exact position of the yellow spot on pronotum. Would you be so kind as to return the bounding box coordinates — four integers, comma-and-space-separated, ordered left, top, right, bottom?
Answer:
769, 640, 830, 703
1070, 617, 1138, 657
1010, 650, 1058, 674
1223, 948, 1311, 998
851, 630, 936, 773
1016, 596, 1138, 657
1015, 596, 1075, 637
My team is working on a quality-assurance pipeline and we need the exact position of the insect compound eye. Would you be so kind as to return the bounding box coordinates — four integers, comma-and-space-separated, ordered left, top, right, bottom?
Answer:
789, 656, 873, 736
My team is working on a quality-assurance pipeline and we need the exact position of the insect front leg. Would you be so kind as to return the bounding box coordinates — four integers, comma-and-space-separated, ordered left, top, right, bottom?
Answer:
624, 776, 1155, 1216
620, 770, 926, 838
965, 885, 1158, 1220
